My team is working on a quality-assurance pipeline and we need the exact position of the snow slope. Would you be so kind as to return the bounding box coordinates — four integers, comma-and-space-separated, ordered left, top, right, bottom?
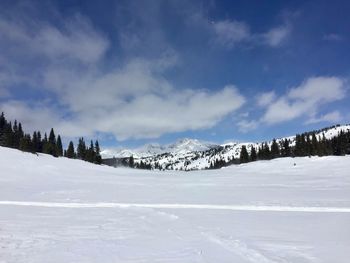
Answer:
132, 124, 350, 170
0, 146, 350, 262
101, 138, 218, 158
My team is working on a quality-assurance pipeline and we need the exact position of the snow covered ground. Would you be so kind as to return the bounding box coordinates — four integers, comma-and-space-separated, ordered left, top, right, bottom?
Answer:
0, 146, 350, 262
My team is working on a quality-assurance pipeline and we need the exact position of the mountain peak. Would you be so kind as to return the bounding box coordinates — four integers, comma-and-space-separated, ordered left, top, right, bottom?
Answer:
101, 138, 218, 158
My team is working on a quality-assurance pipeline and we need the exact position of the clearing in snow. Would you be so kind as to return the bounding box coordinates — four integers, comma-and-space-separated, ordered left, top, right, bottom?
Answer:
0, 146, 350, 262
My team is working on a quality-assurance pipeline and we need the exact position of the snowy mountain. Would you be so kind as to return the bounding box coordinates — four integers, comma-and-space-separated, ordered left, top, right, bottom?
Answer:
103, 124, 350, 171
101, 138, 218, 158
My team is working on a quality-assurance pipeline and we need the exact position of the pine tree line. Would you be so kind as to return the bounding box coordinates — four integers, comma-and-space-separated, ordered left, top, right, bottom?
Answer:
127, 128, 350, 171
70, 137, 102, 164
206, 129, 350, 169
0, 112, 102, 164
238, 130, 350, 165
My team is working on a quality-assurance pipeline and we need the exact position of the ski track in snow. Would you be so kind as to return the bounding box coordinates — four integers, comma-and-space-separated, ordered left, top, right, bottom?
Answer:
201, 232, 278, 263
1, 201, 350, 213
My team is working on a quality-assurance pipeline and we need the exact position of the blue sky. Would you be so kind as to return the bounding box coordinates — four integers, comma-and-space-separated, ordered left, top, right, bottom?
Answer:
0, 0, 349, 148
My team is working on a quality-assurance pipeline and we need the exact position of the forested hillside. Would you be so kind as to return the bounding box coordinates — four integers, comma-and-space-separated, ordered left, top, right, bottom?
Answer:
0, 112, 102, 164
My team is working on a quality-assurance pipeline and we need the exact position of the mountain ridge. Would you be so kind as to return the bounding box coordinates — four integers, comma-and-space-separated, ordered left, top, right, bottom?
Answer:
101, 138, 219, 158
102, 124, 350, 171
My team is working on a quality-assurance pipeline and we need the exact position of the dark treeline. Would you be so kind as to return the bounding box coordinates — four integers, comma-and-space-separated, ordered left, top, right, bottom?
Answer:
237, 129, 350, 166
127, 156, 152, 170
0, 112, 102, 164
208, 127, 350, 169
126, 127, 350, 171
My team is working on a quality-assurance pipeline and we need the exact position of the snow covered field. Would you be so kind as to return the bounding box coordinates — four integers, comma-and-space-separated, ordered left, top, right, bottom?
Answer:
0, 146, 350, 262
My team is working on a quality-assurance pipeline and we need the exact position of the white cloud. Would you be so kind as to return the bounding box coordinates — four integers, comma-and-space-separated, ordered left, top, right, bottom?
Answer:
213, 20, 250, 47
323, 33, 343, 41
261, 77, 347, 124
306, 111, 342, 124
0, 14, 109, 64
288, 77, 345, 102
257, 91, 276, 107
237, 120, 259, 133
263, 25, 290, 47
0, 79, 245, 140
0, 13, 246, 141
36, 16, 109, 63
72, 66, 246, 139
211, 18, 290, 48
262, 98, 306, 124
101, 85, 245, 140
0, 101, 61, 134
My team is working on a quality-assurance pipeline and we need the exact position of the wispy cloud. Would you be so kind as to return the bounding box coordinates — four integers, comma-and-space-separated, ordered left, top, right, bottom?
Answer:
212, 20, 250, 47
0, 14, 109, 64
211, 19, 290, 48
262, 25, 291, 47
0, 11, 246, 140
261, 77, 347, 124
236, 77, 346, 133
256, 91, 276, 107
237, 120, 259, 133
306, 111, 342, 124
323, 33, 343, 41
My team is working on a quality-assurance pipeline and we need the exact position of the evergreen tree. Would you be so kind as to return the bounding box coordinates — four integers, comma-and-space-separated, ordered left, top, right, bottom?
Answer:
214, 158, 225, 168
11, 121, 24, 148
77, 137, 86, 160
18, 122, 24, 144
42, 133, 49, 154
260, 142, 271, 160
48, 128, 56, 144
19, 134, 32, 152
318, 133, 327, 156
85, 140, 95, 163
46, 128, 57, 157
306, 135, 312, 156
294, 134, 303, 156
32, 131, 43, 153
333, 130, 347, 155
32, 131, 38, 152
301, 134, 309, 156
94, 140, 102, 164
311, 133, 319, 156
12, 120, 18, 148
257, 145, 263, 160
250, 146, 257, 161
56, 135, 63, 157
129, 155, 134, 168
0, 112, 6, 146
37, 131, 43, 152
4, 121, 14, 147
66, 141, 75, 159
271, 139, 280, 159
239, 145, 249, 163
281, 139, 291, 157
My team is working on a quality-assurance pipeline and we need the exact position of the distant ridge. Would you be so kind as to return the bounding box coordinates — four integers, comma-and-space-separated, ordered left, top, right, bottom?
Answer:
102, 124, 350, 171
101, 138, 218, 158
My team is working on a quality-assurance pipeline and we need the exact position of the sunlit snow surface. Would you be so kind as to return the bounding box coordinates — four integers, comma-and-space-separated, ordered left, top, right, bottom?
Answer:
0, 146, 350, 262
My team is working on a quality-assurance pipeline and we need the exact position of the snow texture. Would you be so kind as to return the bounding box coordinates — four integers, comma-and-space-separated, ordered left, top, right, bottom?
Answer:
0, 146, 350, 262
127, 124, 350, 171
101, 138, 217, 158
